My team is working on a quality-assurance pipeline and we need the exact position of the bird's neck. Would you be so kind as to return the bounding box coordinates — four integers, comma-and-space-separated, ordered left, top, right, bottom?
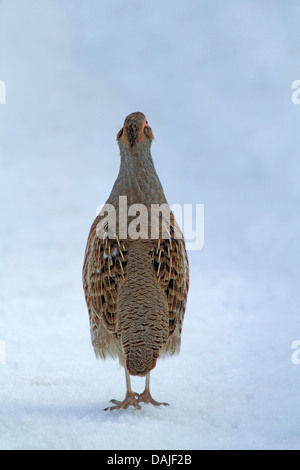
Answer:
108, 141, 167, 207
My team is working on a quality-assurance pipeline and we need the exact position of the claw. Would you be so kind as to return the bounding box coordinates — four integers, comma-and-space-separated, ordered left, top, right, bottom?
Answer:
135, 391, 169, 407
104, 392, 141, 411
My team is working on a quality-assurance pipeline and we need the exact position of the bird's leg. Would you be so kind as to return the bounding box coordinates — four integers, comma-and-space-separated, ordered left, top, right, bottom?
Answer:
105, 368, 141, 411
135, 373, 169, 407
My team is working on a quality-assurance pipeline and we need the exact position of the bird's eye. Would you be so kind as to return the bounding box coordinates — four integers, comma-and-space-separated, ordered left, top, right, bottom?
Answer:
145, 121, 148, 125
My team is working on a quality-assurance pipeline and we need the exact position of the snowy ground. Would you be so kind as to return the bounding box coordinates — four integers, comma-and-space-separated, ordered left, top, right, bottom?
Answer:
1, 0, 300, 450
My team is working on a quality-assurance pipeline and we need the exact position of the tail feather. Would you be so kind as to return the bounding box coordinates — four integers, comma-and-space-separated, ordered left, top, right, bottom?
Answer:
126, 345, 158, 376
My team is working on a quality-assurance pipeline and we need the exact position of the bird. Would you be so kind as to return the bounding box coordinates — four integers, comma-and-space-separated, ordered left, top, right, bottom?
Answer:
82, 112, 189, 410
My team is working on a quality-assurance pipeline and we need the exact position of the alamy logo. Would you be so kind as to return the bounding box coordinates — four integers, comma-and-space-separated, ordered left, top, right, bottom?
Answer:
291, 80, 300, 104
0, 80, 6, 104
0, 341, 6, 365
96, 197, 204, 251
291, 340, 300, 365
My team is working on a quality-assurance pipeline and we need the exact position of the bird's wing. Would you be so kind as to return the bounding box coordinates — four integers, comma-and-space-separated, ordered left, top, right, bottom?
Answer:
82, 215, 128, 335
150, 216, 189, 337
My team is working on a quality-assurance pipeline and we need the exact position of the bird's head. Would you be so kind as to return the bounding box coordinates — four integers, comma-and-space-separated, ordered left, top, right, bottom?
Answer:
116, 112, 154, 151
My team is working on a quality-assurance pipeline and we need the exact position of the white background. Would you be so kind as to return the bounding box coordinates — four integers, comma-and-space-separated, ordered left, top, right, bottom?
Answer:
0, 0, 300, 450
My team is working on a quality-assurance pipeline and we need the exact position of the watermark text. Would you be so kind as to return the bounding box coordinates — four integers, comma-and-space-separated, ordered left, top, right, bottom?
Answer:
0, 80, 6, 104
0, 341, 6, 365
291, 340, 300, 365
96, 197, 204, 251
291, 80, 300, 104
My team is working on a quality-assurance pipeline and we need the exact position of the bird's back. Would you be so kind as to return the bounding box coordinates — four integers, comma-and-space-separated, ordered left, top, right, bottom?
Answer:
117, 240, 169, 376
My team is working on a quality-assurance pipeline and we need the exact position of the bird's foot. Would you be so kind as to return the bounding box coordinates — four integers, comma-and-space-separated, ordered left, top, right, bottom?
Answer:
134, 391, 169, 407
104, 391, 141, 411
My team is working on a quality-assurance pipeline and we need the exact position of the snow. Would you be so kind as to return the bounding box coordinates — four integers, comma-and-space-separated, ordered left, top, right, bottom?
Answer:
1, 0, 300, 450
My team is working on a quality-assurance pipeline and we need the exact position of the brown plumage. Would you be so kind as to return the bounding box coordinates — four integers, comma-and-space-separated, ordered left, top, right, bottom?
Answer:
83, 112, 189, 410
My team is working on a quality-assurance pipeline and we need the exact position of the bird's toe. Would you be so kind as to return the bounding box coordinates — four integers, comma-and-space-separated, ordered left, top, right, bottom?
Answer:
104, 392, 141, 411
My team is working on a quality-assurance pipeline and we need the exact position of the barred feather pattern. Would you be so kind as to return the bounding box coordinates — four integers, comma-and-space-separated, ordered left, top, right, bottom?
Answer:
149, 229, 189, 342
82, 216, 128, 338
83, 214, 189, 374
